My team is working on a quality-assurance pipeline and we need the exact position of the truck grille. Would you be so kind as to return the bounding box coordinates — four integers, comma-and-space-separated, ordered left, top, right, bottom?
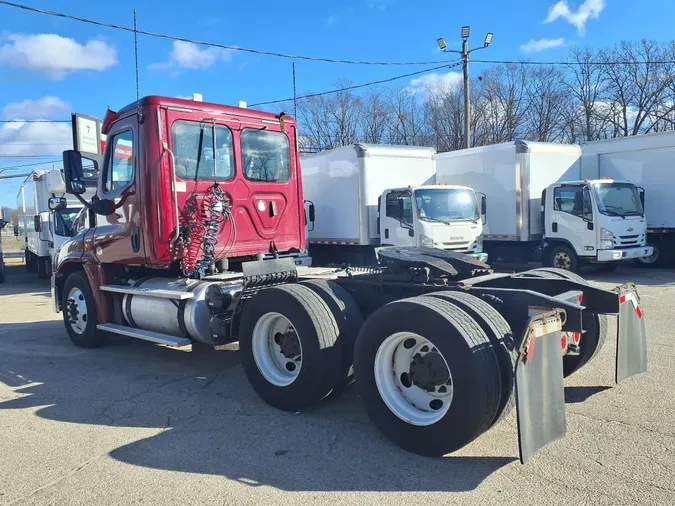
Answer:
614, 234, 644, 249
441, 241, 471, 251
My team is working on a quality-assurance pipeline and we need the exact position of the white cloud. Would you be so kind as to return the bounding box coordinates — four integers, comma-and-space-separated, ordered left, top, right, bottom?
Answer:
367, 0, 393, 10
409, 72, 463, 96
0, 121, 72, 158
0, 33, 117, 80
2, 97, 71, 120
521, 38, 566, 53
544, 0, 605, 35
150, 41, 233, 72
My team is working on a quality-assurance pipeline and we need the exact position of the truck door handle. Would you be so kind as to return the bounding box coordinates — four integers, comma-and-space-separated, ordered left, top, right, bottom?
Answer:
552, 222, 558, 233
131, 226, 140, 253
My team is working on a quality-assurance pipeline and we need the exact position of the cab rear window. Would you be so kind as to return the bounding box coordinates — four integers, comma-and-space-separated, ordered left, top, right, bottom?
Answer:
241, 129, 291, 183
172, 121, 235, 181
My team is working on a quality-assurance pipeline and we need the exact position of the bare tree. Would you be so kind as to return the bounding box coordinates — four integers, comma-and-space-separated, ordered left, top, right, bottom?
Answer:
600, 40, 675, 136
360, 88, 391, 144
386, 88, 429, 146
474, 64, 530, 145
564, 47, 611, 141
524, 66, 570, 142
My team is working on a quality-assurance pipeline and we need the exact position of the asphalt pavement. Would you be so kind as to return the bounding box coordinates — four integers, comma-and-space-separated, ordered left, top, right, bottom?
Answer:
1, 261, 674, 506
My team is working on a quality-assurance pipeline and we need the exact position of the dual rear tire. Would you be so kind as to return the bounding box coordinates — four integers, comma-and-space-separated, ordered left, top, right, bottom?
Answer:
241, 283, 514, 457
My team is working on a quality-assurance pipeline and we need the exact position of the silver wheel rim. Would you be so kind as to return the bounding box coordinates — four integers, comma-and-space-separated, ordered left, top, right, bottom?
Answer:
252, 312, 302, 387
374, 332, 453, 426
66, 287, 88, 334
638, 245, 658, 264
553, 252, 572, 270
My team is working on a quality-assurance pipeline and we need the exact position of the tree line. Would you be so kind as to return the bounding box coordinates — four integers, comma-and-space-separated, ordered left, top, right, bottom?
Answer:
288, 40, 675, 153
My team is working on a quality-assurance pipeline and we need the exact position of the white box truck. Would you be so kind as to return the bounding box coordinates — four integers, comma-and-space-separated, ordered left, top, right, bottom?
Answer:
0, 207, 10, 283
582, 131, 675, 267
435, 140, 652, 272
16, 169, 96, 278
301, 144, 487, 266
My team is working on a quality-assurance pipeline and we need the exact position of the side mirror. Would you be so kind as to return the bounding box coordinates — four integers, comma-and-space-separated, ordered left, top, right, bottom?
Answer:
34, 215, 41, 232
638, 187, 645, 207
481, 196, 487, 216
48, 197, 67, 211
308, 203, 315, 222
0, 219, 5, 229
62, 150, 87, 195
13, 224, 19, 237
92, 198, 116, 216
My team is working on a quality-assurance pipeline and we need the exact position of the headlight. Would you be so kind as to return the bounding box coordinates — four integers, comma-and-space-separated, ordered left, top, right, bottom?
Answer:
601, 227, 614, 241
602, 240, 614, 250
420, 234, 434, 247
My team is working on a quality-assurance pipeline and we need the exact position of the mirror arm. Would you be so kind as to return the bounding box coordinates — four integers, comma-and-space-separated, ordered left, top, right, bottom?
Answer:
74, 193, 92, 209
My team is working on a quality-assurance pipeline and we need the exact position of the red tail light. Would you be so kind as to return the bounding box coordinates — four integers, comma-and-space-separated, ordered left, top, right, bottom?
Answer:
572, 332, 581, 344
561, 334, 568, 350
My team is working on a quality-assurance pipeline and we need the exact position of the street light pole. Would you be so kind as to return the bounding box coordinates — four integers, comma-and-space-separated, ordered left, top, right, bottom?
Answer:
437, 28, 493, 149
462, 38, 471, 149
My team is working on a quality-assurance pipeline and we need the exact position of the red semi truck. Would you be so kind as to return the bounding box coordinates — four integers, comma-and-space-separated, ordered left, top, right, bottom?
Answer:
49, 96, 647, 463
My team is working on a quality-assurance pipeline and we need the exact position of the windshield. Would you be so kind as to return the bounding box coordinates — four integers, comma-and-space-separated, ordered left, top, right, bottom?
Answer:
54, 208, 81, 237
593, 183, 644, 217
414, 188, 479, 222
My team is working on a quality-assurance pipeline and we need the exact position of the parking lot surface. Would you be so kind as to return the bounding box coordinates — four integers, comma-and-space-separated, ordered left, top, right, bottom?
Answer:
1, 261, 674, 506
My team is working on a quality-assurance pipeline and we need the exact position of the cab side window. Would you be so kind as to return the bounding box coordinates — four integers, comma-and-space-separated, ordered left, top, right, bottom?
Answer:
554, 186, 586, 219
386, 191, 413, 225
103, 130, 134, 193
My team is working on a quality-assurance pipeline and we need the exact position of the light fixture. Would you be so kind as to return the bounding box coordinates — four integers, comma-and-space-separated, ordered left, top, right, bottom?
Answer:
436, 37, 447, 51
484, 33, 493, 46
461, 26, 470, 39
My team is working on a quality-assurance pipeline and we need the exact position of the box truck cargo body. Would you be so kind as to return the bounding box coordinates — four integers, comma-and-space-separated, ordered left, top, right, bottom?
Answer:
435, 141, 651, 271
301, 144, 486, 266
582, 131, 675, 267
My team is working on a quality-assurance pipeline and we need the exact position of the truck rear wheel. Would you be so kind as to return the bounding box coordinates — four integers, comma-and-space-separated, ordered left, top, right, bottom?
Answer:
353, 296, 501, 457
425, 291, 517, 427
62, 271, 104, 348
299, 279, 364, 396
239, 284, 341, 411
521, 268, 608, 377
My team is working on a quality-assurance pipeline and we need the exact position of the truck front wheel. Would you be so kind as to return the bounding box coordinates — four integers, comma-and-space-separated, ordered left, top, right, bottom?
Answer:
62, 271, 104, 348
239, 284, 341, 411
549, 245, 579, 273
354, 296, 501, 457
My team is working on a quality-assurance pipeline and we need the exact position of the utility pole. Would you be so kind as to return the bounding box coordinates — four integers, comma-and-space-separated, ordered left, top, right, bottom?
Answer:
437, 28, 493, 149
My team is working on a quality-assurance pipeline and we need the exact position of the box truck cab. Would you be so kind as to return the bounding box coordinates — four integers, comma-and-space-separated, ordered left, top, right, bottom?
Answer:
16, 169, 96, 278
435, 141, 652, 272
302, 144, 486, 266
543, 178, 652, 271
379, 184, 486, 258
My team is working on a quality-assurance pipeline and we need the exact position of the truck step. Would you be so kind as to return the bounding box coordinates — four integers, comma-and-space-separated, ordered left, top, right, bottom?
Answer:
100, 284, 194, 300
97, 323, 192, 350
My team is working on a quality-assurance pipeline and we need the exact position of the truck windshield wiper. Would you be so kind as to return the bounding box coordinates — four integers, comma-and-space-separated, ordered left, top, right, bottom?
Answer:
621, 211, 643, 217
420, 216, 451, 225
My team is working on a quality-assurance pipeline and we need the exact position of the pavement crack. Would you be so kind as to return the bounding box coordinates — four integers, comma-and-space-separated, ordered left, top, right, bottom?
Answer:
4, 452, 107, 505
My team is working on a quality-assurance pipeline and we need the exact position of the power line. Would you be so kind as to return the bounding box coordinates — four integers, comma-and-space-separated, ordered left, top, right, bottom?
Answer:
0, 159, 60, 170
0, 120, 70, 123
0, 155, 60, 158
250, 62, 463, 107
0, 0, 458, 67
3, 1, 675, 68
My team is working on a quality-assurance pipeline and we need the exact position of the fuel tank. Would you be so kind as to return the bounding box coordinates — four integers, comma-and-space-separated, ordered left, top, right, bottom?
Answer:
121, 277, 241, 344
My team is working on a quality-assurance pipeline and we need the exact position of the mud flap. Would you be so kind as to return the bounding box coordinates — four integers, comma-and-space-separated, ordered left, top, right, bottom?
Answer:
515, 310, 566, 464
616, 284, 647, 384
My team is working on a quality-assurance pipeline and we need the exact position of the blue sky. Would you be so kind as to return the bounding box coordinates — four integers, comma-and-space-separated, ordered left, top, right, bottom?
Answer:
1, 0, 675, 206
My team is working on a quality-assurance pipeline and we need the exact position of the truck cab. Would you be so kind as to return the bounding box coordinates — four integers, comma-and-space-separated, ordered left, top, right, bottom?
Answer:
543, 178, 652, 271
379, 184, 487, 261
